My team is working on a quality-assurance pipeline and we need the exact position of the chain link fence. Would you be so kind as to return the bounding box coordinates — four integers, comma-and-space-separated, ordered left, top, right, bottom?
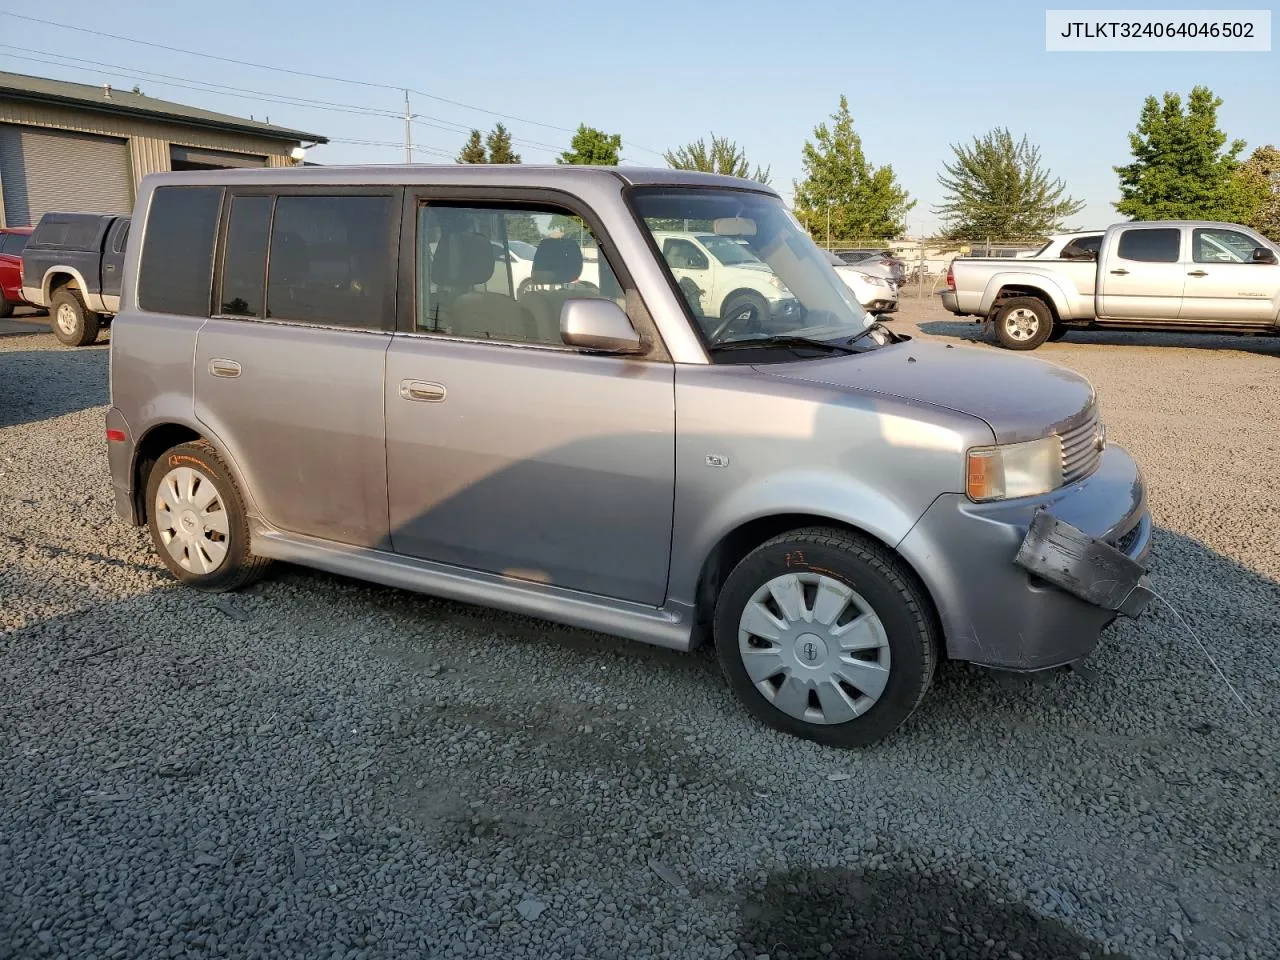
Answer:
816, 237, 1051, 299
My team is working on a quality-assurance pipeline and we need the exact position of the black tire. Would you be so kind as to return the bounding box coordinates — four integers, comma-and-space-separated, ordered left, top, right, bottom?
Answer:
49, 287, 101, 347
713, 527, 939, 748
1047, 324, 1069, 342
713, 291, 770, 340
993, 296, 1052, 351
0, 293, 13, 319
517, 278, 533, 299
145, 440, 272, 591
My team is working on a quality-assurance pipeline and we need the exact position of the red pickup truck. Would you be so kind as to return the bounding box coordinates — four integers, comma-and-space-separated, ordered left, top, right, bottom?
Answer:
0, 226, 34, 318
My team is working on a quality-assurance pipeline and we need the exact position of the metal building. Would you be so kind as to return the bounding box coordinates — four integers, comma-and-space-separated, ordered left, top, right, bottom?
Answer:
0, 71, 327, 227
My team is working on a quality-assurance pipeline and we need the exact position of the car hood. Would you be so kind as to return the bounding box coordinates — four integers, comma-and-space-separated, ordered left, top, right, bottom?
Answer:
756, 340, 1094, 443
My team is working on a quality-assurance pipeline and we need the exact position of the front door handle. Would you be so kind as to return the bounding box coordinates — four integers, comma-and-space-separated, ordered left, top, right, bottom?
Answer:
399, 379, 447, 403
1109, 268, 1130, 275
209, 359, 241, 378
1187, 269, 1208, 277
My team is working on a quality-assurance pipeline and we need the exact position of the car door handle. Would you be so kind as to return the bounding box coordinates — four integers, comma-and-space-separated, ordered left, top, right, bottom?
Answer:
1187, 270, 1208, 277
104, 264, 116, 272
399, 379, 447, 403
209, 359, 241, 378
1109, 268, 1129, 275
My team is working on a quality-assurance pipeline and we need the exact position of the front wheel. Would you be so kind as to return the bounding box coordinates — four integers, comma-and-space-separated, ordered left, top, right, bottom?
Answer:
993, 297, 1052, 350
711, 291, 769, 341
49, 288, 101, 347
714, 528, 938, 748
146, 440, 272, 591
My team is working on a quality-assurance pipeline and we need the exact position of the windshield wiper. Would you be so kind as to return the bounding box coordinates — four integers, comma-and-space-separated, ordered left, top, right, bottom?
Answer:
708, 335, 856, 355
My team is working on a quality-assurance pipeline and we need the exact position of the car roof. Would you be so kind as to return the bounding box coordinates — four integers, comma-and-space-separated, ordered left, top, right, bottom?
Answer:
136, 164, 780, 195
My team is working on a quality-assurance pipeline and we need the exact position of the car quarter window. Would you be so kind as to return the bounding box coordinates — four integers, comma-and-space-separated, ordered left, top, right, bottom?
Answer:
1193, 228, 1261, 264
413, 202, 624, 346
264, 195, 395, 328
138, 186, 224, 317
1116, 228, 1181, 264
0, 233, 27, 254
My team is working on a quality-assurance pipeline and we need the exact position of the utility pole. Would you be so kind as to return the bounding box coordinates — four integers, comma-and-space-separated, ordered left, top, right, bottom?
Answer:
403, 89, 412, 163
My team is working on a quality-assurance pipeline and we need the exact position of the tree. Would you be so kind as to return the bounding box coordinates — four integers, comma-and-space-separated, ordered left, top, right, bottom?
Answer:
1114, 86, 1252, 221
557, 125, 622, 165
1235, 145, 1280, 242
456, 130, 487, 164
792, 95, 914, 241
933, 128, 1083, 239
485, 123, 521, 164
664, 134, 771, 184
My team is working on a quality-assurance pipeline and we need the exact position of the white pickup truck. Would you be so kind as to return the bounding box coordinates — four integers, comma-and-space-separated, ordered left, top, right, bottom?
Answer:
940, 220, 1280, 350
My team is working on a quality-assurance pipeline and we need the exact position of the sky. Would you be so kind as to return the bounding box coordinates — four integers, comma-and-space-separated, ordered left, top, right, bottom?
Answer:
1, 0, 1274, 235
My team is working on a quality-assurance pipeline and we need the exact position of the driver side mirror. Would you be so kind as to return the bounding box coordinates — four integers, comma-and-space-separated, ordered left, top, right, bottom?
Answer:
561, 298, 644, 354
1252, 246, 1278, 264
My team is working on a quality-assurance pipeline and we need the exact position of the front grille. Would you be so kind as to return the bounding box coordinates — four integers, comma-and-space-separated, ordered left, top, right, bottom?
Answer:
1057, 408, 1103, 485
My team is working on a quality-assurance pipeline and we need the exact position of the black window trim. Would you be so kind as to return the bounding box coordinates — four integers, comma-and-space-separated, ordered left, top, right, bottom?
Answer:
1115, 226, 1183, 264
396, 185, 671, 362
210, 184, 403, 334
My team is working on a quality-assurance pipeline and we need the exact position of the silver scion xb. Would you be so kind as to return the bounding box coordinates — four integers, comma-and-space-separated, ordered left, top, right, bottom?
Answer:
106, 167, 1152, 747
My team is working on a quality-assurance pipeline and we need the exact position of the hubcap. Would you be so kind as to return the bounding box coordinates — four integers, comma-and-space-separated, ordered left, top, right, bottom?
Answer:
1004, 307, 1040, 341
738, 572, 891, 725
55, 303, 77, 336
154, 466, 230, 574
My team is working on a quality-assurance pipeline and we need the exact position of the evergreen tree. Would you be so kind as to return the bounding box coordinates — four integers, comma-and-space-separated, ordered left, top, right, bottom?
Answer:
1115, 86, 1251, 221
456, 130, 487, 164
792, 96, 914, 240
665, 134, 771, 184
486, 124, 521, 164
557, 125, 622, 165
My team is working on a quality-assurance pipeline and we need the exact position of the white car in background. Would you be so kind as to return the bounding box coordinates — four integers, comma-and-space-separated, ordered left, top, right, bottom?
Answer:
654, 230, 803, 329
823, 250, 899, 313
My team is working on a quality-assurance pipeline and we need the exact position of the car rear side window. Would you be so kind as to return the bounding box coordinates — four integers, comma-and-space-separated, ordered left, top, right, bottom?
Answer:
0, 233, 27, 255
265, 195, 394, 328
138, 186, 224, 316
220, 196, 272, 317
1116, 228, 1180, 263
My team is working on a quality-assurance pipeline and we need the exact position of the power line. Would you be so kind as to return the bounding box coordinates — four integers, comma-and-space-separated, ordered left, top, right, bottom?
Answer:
0, 10, 665, 157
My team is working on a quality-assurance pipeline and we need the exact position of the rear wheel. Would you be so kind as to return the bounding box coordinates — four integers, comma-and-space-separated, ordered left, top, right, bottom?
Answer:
993, 297, 1052, 350
145, 440, 271, 591
0, 293, 13, 319
49, 288, 101, 347
714, 528, 938, 748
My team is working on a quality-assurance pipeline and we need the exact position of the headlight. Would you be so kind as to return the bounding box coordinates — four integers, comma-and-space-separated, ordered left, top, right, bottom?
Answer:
966, 435, 1063, 502
767, 274, 786, 292
856, 271, 880, 284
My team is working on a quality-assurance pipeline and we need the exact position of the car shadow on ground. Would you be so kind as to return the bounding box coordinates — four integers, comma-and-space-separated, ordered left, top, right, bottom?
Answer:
736, 866, 1128, 959
917, 319, 1280, 355
0, 345, 109, 428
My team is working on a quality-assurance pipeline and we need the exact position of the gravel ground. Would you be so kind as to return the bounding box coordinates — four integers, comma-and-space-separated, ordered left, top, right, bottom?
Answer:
2, 306, 1277, 960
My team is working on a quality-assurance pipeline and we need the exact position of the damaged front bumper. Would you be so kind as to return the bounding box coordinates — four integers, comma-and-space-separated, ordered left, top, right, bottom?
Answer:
897, 444, 1151, 671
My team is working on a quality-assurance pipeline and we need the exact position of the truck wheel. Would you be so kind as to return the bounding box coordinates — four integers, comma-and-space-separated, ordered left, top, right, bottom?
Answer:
145, 440, 272, 591
49, 288, 101, 347
712, 291, 769, 340
0, 293, 13, 319
713, 527, 939, 748
994, 297, 1052, 350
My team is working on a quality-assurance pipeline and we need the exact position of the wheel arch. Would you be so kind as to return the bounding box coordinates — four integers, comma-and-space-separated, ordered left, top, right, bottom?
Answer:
979, 274, 1070, 321
690, 512, 943, 653
718, 285, 771, 313
43, 266, 89, 301
130, 421, 257, 526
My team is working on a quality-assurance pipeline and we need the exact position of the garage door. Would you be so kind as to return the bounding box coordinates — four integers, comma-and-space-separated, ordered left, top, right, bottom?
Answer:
0, 124, 133, 228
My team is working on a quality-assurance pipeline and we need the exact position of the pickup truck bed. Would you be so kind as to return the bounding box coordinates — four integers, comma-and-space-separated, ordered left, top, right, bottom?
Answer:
21, 212, 130, 346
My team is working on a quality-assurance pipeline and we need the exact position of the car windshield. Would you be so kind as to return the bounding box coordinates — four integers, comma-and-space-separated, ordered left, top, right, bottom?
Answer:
697, 233, 761, 266
508, 239, 538, 260
631, 188, 872, 346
